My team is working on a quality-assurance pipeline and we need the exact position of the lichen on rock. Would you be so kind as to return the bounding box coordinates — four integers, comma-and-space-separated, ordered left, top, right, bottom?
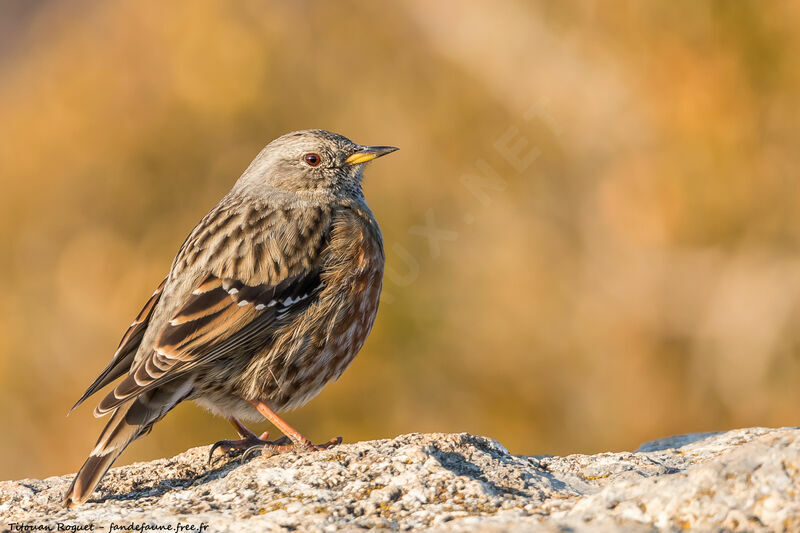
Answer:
1, 428, 799, 532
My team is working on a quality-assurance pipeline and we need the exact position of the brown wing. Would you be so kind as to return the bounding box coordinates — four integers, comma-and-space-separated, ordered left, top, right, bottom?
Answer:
95, 205, 330, 416
70, 277, 167, 413
94, 270, 325, 416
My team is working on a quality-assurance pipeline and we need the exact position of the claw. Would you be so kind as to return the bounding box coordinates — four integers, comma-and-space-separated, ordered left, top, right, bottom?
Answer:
208, 431, 276, 465
208, 443, 222, 465
241, 444, 265, 463
240, 436, 293, 463
240, 435, 342, 463
319, 436, 343, 449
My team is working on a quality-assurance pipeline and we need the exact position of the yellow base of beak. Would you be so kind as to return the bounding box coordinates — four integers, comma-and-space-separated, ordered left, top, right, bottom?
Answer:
345, 152, 381, 165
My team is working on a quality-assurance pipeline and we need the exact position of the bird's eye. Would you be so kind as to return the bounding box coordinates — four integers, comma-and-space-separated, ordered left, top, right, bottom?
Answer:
303, 153, 321, 167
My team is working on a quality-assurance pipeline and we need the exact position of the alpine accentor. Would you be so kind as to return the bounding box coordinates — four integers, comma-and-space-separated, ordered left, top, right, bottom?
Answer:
64, 129, 396, 507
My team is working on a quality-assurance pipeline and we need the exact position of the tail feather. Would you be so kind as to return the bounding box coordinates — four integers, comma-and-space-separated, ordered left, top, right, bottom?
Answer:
64, 378, 194, 508
64, 400, 146, 508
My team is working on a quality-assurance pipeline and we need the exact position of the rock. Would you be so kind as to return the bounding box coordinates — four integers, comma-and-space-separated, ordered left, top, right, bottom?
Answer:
1, 427, 799, 532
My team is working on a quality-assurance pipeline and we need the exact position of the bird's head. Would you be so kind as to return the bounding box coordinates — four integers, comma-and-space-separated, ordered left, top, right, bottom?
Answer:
236, 129, 397, 198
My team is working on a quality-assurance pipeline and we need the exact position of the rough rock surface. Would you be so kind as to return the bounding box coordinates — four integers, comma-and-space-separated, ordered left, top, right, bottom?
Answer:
1, 427, 799, 532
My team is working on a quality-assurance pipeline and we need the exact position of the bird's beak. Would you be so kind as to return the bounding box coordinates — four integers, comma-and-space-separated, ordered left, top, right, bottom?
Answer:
345, 145, 399, 166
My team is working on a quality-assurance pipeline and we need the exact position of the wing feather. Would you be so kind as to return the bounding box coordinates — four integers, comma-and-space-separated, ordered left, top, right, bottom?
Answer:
93, 203, 332, 417
95, 269, 324, 415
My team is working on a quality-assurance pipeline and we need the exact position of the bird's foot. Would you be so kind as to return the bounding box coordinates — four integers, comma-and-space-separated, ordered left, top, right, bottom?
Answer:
241, 435, 343, 462
208, 431, 292, 464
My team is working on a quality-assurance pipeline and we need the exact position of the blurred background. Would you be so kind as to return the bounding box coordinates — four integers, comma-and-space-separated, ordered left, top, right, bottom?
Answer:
2, 0, 800, 480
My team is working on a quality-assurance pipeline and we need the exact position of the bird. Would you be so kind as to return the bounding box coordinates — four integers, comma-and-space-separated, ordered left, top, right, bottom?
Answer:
63, 129, 397, 507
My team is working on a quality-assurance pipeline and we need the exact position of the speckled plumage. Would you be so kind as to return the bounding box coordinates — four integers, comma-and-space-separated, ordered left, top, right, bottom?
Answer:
64, 130, 396, 507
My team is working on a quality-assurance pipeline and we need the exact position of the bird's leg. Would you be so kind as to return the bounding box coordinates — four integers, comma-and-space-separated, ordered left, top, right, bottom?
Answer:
230, 417, 262, 439
242, 399, 342, 459
208, 417, 291, 463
